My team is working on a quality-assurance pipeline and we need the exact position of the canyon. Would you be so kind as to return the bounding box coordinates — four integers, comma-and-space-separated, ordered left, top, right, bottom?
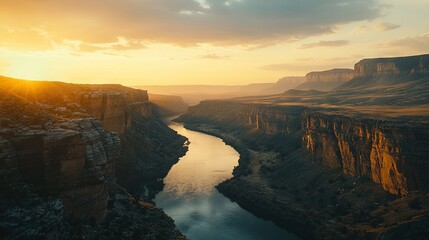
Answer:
0, 77, 187, 239
178, 54, 429, 239
1, 53, 428, 240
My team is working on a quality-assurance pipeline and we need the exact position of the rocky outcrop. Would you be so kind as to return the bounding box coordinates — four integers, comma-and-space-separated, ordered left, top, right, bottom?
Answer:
293, 68, 354, 91
1, 118, 119, 221
355, 54, 429, 77
305, 69, 354, 82
79, 89, 149, 134
0, 76, 187, 239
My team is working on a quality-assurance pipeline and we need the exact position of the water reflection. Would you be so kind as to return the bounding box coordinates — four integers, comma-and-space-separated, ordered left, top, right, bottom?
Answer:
160, 122, 238, 197
154, 122, 299, 240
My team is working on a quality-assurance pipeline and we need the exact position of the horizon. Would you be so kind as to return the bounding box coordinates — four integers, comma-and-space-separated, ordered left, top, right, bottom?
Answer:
1, 0, 429, 86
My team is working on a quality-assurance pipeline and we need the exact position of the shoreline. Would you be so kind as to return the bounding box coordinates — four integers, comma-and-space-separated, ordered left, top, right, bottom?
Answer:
181, 122, 315, 239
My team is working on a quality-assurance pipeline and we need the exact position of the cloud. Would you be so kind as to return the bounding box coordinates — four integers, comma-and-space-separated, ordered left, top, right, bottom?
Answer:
300, 40, 349, 49
0, 26, 54, 51
199, 54, 230, 60
378, 33, 429, 52
353, 22, 400, 34
374, 22, 400, 31
260, 55, 360, 72
0, 0, 383, 50
260, 63, 347, 72
77, 38, 146, 52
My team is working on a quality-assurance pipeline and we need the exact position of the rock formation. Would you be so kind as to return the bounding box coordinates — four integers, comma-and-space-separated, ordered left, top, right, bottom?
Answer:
0, 76, 187, 239
355, 54, 429, 77
305, 68, 354, 82
294, 68, 354, 91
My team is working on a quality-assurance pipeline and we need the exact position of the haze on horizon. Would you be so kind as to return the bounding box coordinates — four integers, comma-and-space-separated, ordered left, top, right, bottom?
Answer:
1, 0, 428, 86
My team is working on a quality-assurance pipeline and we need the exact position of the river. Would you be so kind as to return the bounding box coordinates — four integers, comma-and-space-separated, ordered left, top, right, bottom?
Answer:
154, 122, 299, 240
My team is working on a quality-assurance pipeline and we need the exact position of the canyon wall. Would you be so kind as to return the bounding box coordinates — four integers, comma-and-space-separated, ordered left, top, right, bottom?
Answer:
303, 112, 429, 195
294, 68, 354, 91
181, 55, 429, 195
0, 119, 119, 220
181, 100, 429, 195
354, 54, 429, 77
305, 69, 354, 82
0, 79, 185, 227
79, 89, 150, 134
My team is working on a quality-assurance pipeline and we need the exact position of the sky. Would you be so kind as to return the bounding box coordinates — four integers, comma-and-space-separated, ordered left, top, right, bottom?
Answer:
1, 0, 428, 86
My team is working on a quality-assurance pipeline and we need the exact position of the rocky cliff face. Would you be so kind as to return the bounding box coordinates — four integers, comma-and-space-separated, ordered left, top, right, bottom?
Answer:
181, 54, 429, 196
0, 77, 187, 239
180, 99, 429, 196
305, 68, 354, 82
1, 118, 120, 221
293, 68, 354, 91
79, 89, 149, 134
354, 54, 429, 77
303, 112, 429, 195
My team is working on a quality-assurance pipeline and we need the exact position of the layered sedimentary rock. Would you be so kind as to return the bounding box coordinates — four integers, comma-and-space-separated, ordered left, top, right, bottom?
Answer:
305, 69, 354, 82
355, 54, 429, 77
1, 119, 119, 220
79, 88, 149, 134
184, 54, 429, 195
294, 68, 354, 91
303, 112, 429, 195
182, 97, 429, 196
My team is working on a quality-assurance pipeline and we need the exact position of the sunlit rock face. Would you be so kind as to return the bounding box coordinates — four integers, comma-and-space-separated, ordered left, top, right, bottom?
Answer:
79, 89, 149, 134
293, 68, 354, 91
305, 69, 354, 83
355, 54, 429, 77
303, 112, 429, 196
180, 103, 429, 196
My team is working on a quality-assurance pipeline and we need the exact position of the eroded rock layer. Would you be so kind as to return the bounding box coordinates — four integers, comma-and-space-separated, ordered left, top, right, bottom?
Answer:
305, 68, 354, 83
181, 100, 429, 195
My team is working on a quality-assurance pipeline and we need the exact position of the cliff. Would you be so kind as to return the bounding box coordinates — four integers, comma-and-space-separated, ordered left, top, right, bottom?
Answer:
303, 112, 429, 195
305, 68, 354, 82
1, 119, 118, 220
79, 88, 149, 134
294, 68, 354, 91
354, 54, 429, 77
181, 101, 429, 195
0, 76, 186, 239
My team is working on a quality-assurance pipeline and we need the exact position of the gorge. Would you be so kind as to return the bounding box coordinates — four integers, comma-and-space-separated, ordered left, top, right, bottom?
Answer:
1, 54, 429, 240
178, 54, 429, 239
